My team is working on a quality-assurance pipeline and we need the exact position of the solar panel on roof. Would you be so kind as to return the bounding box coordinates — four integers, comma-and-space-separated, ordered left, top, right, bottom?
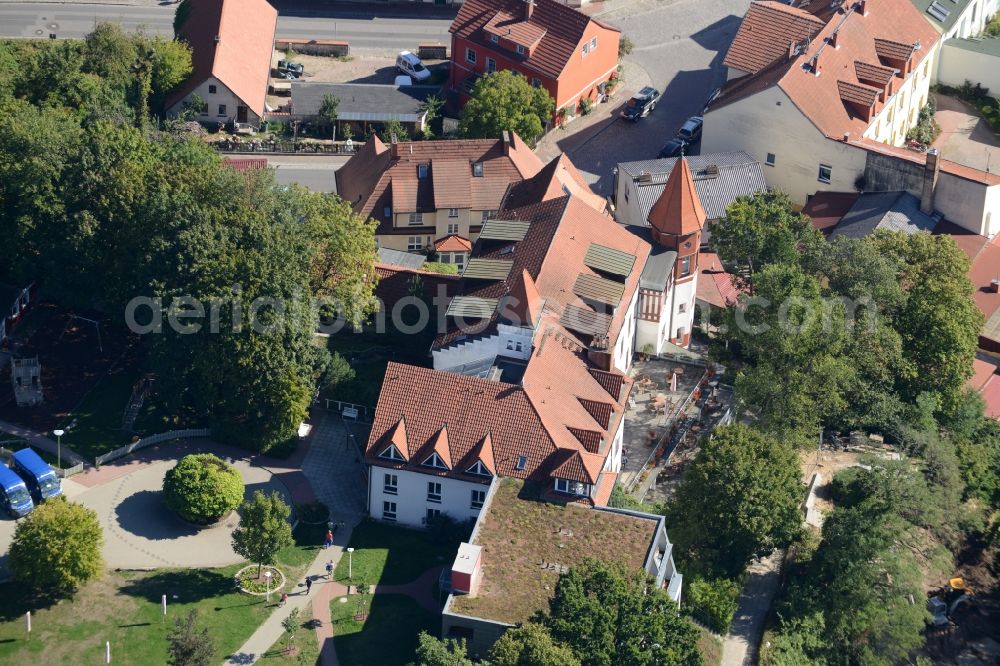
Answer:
560, 304, 612, 337
446, 296, 499, 319
462, 258, 514, 280
584, 243, 636, 278
479, 219, 530, 241
573, 273, 625, 305
927, 1, 950, 21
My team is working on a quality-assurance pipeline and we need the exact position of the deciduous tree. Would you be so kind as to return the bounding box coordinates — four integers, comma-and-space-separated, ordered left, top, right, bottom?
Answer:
489, 623, 580, 666
231, 490, 294, 577
408, 632, 475, 666
167, 609, 215, 666
9, 497, 103, 595
459, 70, 554, 146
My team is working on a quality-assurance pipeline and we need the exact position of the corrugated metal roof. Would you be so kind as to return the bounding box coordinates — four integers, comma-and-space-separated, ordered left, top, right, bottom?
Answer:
986, 308, 1000, 344
377, 247, 426, 269
618, 152, 766, 222
830, 191, 939, 239
560, 304, 612, 336
584, 243, 636, 278
447, 296, 499, 319
573, 273, 625, 305
462, 258, 514, 280
479, 218, 531, 241
291, 82, 436, 123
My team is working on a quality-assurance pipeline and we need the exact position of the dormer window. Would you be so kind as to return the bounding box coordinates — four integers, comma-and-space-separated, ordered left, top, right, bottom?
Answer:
379, 444, 405, 461
467, 460, 493, 477
473, 162, 484, 177
491, 34, 498, 43
417, 164, 429, 178
515, 455, 527, 470
554, 478, 590, 496
422, 452, 449, 470
516, 45, 526, 56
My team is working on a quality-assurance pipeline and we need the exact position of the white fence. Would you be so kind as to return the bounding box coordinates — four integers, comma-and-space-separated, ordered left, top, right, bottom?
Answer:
0, 446, 84, 478
94, 429, 211, 466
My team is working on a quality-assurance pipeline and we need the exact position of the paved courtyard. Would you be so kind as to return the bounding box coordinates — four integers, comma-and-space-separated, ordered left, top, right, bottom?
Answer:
931, 93, 1000, 173
301, 412, 369, 523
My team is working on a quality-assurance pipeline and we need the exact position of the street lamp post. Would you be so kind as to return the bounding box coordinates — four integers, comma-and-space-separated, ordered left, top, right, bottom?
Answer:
264, 570, 273, 602
53, 429, 64, 469
347, 547, 354, 581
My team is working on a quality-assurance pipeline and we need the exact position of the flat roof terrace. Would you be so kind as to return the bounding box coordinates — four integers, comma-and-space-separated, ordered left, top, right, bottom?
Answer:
447, 478, 660, 625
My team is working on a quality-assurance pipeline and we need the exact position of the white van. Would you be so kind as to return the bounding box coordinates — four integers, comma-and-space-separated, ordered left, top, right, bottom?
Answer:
396, 51, 431, 82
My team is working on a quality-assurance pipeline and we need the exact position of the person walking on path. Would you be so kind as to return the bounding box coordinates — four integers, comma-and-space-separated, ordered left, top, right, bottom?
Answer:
324, 529, 333, 549
305, 577, 313, 594
326, 560, 334, 579
279, 592, 288, 607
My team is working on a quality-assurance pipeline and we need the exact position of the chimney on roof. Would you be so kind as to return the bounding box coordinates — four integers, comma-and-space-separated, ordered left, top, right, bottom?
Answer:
843, 131, 850, 141
920, 148, 940, 215
525, 0, 534, 20
828, 30, 840, 49
502, 130, 511, 154
856, 0, 868, 16
808, 55, 821, 76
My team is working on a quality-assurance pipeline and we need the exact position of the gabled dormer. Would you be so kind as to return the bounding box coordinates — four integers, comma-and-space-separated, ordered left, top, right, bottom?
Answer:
463, 432, 497, 478
420, 425, 453, 470
378, 416, 410, 462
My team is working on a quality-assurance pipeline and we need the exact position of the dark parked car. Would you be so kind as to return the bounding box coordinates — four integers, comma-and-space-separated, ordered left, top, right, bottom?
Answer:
677, 116, 704, 142
621, 86, 661, 122
658, 138, 688, 158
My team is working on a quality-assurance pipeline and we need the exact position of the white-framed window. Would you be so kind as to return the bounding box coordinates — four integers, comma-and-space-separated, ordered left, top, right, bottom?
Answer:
407, 236, 422, 252
590, 37, 597, 51
766, 153, 776, 167
448, 208, 459, 218
417, 164, 429, 178
481, 210, 495, 223
427, 481, 442, 503
426, 508, 441, 522
473, 162, 484, 177
515, 455, 527, 471
516, 44, 526, 56
447, 223, 459, 234
408, 213, 424, 226
383, 473, 398, 495
467, 461, 492, 478
680, 256, 692, 276
487, 58, 497, 74
466, 48, 477, 64
554, 478, 589, 496
208, 84, 217, 94
422, 452, 449, 470
455, 254, 466, 271
818, 164, 832, 184
471, 489, 486, 509
218, 104, 227, 116
678, 303, 686, 313
379, 444, 404, 461
383, 501, 397, 521
582, 43, 589, 57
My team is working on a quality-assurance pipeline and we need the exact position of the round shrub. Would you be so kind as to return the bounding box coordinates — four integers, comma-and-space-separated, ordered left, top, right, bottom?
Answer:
163, 454, 244, 524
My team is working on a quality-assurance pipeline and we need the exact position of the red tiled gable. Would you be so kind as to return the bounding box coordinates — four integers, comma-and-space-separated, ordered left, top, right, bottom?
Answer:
577, 397, 613, 429
567, 427, 603, 454
854, 60, 896, 87
648, 157, 707, 237
424, 425, 454, 468
501, 269, 544, 327
550, 449, 604, 484
588, 367, 625, 401
435, 235, 474, 253
461, 432, 497, 475
713, 0, 940, 140
451, 0, 618, 80
336, 135, 543, 220
722, 1, 824, 76
696, 252, 745, 309
837, 79, 880, 107
166, 0, 278, 116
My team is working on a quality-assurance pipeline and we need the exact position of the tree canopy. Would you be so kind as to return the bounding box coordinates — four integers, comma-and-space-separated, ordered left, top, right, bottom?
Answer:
167, 610, 216, 666
459, 70, 554, 146
163, 454, 245, 524
665, 424, 803, 578
231, 490, 294, 577
9, 497, 104, 595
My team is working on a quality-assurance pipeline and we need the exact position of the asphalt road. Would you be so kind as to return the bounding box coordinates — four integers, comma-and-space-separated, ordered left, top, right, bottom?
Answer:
554, 0, 751, 196
0, 2, 453, 48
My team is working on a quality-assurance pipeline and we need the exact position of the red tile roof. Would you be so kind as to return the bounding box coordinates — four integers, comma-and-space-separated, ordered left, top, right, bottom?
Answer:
803, 191, 860, 235
450, 0, 619, 80
696, 251, 745, 308
166, 0, 278, 116
648, 157, 706, 237
435, 235, 474, 253
223, 158, 268, 172
981, 375, 1000, 420
336, 135, 543, 221
502, 269, 544, 328
374, 263, 460, 313
713, 0, 940, 141
550, 449, 604, 484
722, 1, 824, 76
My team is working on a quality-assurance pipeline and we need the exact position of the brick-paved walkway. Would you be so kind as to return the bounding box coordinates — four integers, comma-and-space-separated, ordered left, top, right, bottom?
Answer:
300, 413, 368, 520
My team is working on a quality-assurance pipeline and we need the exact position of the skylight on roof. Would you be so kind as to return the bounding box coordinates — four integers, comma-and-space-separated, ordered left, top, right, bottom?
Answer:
927, 1, 950, 21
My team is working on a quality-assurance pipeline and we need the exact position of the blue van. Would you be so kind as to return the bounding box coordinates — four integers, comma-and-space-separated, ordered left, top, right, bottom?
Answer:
11, 448, 62, 503
0, 464, 34, 517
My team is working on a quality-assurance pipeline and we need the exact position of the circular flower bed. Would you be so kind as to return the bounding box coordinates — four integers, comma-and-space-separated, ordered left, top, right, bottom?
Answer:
236, 565, 285, 595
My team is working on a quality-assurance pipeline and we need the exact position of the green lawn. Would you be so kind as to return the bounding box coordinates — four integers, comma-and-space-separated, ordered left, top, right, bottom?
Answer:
332, 520, 454, 586
0, 524, 322, 664
331, 594, 437, 666
260, 601, 322, 664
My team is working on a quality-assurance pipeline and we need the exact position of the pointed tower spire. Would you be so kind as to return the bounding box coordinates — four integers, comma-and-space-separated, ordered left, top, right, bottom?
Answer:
647, 157, 707, 245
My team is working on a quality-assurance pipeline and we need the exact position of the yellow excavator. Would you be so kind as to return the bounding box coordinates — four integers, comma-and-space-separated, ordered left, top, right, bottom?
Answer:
928, 577, 974, 627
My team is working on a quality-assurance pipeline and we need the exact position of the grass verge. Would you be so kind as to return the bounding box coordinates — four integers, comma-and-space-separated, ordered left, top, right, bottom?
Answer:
331, 594, 436, 666
332, 519, 454, 586
260, 602, 321, 663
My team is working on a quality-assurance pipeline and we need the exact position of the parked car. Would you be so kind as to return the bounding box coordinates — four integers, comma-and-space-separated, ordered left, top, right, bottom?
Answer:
677, 116, 704, 143
658, 137, 688, 158
0, 464, 33, 518
396, 51, 431, 82
11, 448, 61, 504
277, 59, 304, 75
621, 86, 660, 122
